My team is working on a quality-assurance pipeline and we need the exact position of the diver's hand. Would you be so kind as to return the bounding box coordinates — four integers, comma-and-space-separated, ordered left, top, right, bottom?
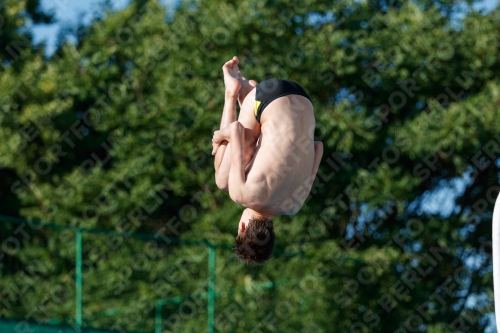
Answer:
212, 122, 241, 155
212, 125, 230, 155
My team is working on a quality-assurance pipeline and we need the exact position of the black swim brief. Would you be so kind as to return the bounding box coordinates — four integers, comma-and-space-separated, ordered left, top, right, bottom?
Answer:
254, 78, 311, 123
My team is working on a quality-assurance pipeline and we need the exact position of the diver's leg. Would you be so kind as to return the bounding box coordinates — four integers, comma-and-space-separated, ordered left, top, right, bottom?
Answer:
233, 57, 258, 106
214, 58, 241, 190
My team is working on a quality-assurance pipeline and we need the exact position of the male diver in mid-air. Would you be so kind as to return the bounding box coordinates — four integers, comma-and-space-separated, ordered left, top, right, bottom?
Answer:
212, 56, 323, 264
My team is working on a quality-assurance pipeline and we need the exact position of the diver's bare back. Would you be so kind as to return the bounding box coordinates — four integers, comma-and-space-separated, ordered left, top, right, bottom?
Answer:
244, 94, 316, 215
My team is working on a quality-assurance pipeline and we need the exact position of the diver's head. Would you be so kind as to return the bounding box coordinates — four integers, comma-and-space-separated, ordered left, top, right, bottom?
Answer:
235, 209, 274, 265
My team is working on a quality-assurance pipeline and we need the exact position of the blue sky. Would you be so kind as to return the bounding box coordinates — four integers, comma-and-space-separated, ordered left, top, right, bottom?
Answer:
31, 0, 499, 56
31, 0, 174, 55
32, 0, 128, 54
476, 0, 500, 11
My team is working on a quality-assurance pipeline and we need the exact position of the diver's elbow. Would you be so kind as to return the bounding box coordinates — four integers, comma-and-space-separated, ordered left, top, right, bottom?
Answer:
216, 177, 229, 191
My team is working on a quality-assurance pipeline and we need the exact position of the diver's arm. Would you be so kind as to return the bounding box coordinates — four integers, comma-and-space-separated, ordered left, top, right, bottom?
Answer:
213, 93, 238, 190
227, 121, 247, 203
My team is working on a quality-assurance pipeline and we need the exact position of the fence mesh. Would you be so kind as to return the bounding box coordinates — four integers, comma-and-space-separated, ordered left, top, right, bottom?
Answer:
0, 216, 312, 333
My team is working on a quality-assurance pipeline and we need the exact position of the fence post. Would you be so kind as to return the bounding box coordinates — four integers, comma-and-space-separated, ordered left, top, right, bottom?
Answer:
208, 246, 215, 333
75, 229, 83, 331
155, 301, 162, 333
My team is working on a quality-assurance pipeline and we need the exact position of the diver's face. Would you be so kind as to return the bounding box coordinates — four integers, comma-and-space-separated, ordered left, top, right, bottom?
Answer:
237, 209, 252, 235
238, 220, 246, 235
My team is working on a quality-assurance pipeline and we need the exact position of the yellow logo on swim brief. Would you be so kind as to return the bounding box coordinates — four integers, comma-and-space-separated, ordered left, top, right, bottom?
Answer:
254, 100, 261, 117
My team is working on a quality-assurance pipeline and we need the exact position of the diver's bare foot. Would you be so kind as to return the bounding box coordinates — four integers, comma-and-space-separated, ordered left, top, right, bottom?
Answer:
236, 68, 258, 105
223, 56, 258, 104
222, 57, 242, 97
228, 56, 241, 79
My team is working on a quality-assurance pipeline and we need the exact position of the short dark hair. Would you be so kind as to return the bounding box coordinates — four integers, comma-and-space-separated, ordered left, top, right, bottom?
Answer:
235, 217, 275, 264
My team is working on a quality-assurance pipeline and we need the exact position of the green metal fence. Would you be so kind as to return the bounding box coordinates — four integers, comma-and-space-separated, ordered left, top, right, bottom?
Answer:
0, 215, 308, 333
0, 317, 145, 333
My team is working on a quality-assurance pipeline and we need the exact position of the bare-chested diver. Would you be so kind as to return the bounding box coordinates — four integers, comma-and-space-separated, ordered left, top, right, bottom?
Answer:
212, 56, 323, 264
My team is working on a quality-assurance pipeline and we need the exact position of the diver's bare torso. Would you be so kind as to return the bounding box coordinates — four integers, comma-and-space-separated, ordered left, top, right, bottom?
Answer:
213, 57, 322, 218
241, 91, 316, 215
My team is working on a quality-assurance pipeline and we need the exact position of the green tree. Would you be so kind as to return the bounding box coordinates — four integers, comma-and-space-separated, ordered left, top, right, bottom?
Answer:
1, 0, 499, 332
